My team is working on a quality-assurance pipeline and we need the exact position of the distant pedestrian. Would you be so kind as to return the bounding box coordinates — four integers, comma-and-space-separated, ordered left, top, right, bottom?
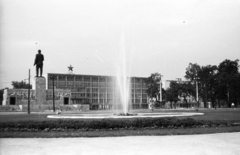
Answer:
231, 103, 235, 109
151, 103, 154, 112
56, 108, 61, 114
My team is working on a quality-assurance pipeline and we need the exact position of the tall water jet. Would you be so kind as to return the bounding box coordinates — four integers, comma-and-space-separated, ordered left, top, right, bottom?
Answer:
114, 34, 131, 114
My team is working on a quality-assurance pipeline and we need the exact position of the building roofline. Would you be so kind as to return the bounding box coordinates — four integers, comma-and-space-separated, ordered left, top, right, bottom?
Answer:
47, 73, 148, 79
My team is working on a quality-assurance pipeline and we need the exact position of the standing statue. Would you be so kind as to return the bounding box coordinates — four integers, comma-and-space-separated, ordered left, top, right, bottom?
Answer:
34, 49, 44, 77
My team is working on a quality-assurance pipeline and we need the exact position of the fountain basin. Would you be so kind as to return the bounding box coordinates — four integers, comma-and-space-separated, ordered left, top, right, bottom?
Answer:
47, 112, 204, 119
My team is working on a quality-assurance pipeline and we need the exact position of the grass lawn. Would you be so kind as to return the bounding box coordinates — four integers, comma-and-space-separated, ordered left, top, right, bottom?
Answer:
0, 108, 239, 138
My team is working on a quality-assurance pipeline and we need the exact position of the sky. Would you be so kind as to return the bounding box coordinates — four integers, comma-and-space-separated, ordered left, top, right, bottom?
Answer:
1, 0, 240, 89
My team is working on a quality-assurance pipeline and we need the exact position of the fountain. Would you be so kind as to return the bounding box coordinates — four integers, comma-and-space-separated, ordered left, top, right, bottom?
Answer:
47, 34, 204, 119
114, 34, 132, 115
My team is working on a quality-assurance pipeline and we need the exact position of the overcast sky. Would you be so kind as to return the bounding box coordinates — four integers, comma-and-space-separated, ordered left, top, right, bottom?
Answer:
1, 0, 240, 88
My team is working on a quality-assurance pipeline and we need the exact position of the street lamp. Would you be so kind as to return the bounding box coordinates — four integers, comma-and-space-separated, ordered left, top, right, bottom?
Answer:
51, 75, 55, 112
24, 69, 31, 114
196, 77, 199, 104
193, 73, 199, 108
157, 73, 163, 102
190, 63, 199, 108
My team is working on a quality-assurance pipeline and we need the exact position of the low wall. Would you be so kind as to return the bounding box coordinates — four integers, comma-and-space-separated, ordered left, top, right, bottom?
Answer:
0, 105, 21, 112
0, 104, 89, 112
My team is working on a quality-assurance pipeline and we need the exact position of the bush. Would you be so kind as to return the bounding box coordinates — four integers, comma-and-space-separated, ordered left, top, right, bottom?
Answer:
0, 118, 238, 132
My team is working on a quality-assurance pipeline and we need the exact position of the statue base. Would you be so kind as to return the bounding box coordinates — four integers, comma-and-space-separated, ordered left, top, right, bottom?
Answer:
34, 77, 47, 105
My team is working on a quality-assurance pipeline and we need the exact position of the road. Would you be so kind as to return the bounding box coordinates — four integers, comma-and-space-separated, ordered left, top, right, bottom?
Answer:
1, 132, 240, 155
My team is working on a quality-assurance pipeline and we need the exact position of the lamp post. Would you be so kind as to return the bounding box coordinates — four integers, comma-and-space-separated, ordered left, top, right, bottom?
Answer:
193, 72, 199, 108
196, 78, 199, 106
157, 73, 163, 102
24, 70, 31, 114
51, 76, 55, 112
28, 69, 30, 114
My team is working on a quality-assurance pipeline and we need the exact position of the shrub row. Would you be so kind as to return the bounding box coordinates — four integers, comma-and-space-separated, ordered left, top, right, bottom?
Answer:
0, 118, 237, 132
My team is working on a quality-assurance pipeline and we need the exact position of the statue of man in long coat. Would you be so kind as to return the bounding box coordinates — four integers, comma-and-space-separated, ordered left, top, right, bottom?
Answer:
34, 49, 44, 77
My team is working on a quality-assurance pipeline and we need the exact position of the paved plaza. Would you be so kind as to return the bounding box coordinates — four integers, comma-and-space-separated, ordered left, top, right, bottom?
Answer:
1, 132, 240, 155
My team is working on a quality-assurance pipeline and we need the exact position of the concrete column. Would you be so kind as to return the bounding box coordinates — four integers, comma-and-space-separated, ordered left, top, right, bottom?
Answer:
34, 77, 46, 105
97, 76, 100, 105
2, 89, 8, 105
106, 77, 108, 106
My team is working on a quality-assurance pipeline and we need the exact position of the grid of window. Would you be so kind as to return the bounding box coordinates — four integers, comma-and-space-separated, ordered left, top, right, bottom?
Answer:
135, 89, 141, 93
92, 99, 98, 103
135, 94, 141, 98
83, 76, 90, 82
72, 93, 86, 98
74, 82, 82, 87
99, 88, 106, 92
107, 99, 113, 103
99, 93, 106, 98
99, 82, 106, 87
92, 82, 98, 87
80, 93, 85, 97
67, 82, 74, 87
59, 76, 66, 81
142, 94, 148, 98
83, 83, 90, 87
75, 76, 82, 81
142, 84, 147, 88
58, 82, 66, 87
92, 88, 98, 92
92, 93, 98, 98
100, 99, 105, 103
92, 77, 98, 82
135, 78, 142, 83
99, 77, 106, 82
48, 74, 149, 106
67, 76, 74, 81
48, 81, 57, 88
72, 99, 90, 104
135, 84, 142, 88
142, 99, 147, 103
135, 99, 141, 103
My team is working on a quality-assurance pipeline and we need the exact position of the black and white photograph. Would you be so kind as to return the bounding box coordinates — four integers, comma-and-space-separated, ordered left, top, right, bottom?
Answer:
0, 0, 240, 155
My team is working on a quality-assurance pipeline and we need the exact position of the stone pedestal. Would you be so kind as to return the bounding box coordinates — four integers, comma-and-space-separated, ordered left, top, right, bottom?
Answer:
34, 77, 46, 105
2, 89, 8, 105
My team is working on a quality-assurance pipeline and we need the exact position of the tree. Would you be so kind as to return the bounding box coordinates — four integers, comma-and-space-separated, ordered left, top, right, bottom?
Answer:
12, 81, 32, 89
177, 82, 195, 108
0, 89, 4, 105
185, 63, 201, 104
185, 63, 201, 82
165, 81, 179, 108
185, 59, 239, 108
217, 59, 239, 107
236, 73, 240, 105
198, 65, 218, 108
186, 63, 219, 108
146, 73, 164, 100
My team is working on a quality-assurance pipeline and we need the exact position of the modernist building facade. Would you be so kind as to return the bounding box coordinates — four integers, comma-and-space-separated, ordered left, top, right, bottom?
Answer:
46, 73, 149, 110
2, 72, 202, 111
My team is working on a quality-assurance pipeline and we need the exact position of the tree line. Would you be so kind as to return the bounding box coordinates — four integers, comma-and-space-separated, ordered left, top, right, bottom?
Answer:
146, 59, 240, 108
